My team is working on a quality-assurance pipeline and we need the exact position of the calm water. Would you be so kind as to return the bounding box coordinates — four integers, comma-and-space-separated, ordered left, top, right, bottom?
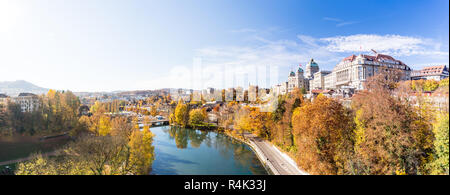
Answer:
150, 126, 268, 175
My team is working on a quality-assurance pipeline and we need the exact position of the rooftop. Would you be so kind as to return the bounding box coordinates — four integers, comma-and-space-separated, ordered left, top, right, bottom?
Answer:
412, 65, 449, 76
18, 93, 37, 97
335, 52, 411, 71
307, 58, 319, 67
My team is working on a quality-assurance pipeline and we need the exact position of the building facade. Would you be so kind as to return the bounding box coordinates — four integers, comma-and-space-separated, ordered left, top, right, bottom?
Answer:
310, 70, 332, 91
324, 72, 336, 90
12, 93, 40, 112
305, 58, 320, 80
273, 82, 288, 96
288, 66, 307, 92
411, 65, 449, 81
331, 53, 412, 90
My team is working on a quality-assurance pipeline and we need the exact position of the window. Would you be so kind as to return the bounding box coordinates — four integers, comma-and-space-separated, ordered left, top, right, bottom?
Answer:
358, 66, 363, 80
367, 66, 373, 77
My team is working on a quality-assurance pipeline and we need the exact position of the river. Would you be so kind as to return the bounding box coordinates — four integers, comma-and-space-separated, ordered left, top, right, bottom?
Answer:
149, 126, 268, 175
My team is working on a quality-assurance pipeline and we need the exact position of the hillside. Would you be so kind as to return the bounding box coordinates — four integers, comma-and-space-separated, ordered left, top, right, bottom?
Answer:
0, 80, 49, 97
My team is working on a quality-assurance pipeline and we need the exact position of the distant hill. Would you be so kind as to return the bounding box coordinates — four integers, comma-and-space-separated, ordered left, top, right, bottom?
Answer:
0, 80, 49, 97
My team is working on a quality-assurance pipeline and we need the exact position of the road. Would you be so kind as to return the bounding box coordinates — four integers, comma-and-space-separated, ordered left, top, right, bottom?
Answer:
242, 132, 308, 175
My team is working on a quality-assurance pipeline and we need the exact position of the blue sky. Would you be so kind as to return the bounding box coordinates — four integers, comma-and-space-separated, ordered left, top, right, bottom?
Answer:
0, 0, 448, 92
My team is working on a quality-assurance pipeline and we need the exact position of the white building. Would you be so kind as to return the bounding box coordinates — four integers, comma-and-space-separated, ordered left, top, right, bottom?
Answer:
332, 52, 411, 90
324, 72, 336, 90
411, 65, 449, 81
310, 70, 332, 91
273, 82, 288, 96
288, 66, 307, 92
12, 93, 40, 112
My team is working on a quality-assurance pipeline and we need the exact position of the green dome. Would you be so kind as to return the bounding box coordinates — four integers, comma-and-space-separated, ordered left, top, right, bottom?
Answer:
290, 71, 296, 76
309, 58, 319, 67
297, 67, 304, 72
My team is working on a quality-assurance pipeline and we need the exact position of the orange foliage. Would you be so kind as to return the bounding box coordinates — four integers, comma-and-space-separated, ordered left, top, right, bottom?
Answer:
292, 95, 354, 175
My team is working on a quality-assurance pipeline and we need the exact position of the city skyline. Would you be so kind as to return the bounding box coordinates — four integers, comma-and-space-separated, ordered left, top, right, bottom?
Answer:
0, 0, 449, 92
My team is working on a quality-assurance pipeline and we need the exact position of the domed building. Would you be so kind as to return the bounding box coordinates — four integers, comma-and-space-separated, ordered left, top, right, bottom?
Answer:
288, 66, 307, 93
305, 58, 320, 80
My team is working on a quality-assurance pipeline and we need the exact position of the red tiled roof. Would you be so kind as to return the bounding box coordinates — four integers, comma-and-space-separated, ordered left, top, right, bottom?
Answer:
341, 53, 404, 65
342, 55, 356, 62
413, 65, 448, 76
311, 89, 333, 94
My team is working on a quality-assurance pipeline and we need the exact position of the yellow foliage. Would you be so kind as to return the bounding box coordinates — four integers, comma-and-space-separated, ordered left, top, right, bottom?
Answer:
98, 116, 112, 136
354, 109, 366, 153
395, 168, 407, 175
128, 128, 155, 175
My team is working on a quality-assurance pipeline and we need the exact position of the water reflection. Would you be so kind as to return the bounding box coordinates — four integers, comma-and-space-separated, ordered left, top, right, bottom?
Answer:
152, 126, 267, 175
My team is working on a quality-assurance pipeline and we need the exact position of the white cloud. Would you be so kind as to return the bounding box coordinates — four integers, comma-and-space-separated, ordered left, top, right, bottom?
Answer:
141, 33, 448, 90
320, 34, 449, 57
336, 21, 359, 27
323, 17, 359, 27
323, 17, 342, 22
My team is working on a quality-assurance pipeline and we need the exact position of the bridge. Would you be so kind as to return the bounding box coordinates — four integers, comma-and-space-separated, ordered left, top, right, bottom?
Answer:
149, 120, 169, 126
138, 120, 169, 128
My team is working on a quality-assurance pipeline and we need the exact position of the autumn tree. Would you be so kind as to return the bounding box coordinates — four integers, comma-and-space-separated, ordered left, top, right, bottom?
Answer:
428, 112, 449, 175
16, 125, 155, 175
291, 94, 354, 175
128, 126, 155, 175
189, 109, 206, 127
97, 115, 112, 136
150, 105, 158, 117
351, 71, 433, 175
174, 100, 189, 127
234, 106, 272, 139
424, 80, 439, 91
271, 88, 304, 151
110, 117, 134, 139
439, 78, 449, 88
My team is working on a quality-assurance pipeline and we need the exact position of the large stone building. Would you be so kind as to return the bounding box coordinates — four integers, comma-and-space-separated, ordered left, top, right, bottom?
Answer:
12, 93, 40, 112
288, 66, 307, 92
310, 70, 332, 90
305, 58, 320, 80
324, 72, 336, 90
330, 52, 412, 90
411, 65, 449, 81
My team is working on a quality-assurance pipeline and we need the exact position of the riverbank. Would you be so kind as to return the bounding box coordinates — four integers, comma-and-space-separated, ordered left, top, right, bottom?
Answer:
0, 133, 71, 162
223, 130, 308, 175
168, 123, 307, 175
